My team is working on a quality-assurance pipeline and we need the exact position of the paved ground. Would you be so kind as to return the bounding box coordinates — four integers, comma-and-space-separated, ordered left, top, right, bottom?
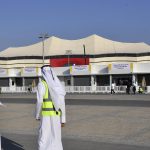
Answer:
1, 133, 150, 150
1, 93, 150, 150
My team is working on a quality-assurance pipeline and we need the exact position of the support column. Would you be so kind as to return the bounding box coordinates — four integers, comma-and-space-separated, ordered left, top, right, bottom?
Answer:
9, 78, 12, 87
110, 75, 112, 87
71, 76, 74, 86
91, 75, 96, 91
132, 74, 138, 86
9, 77, 16, 87
94, 75, 97, 86
9, 77, 16, 92
22, 77, 25, 87
91, 76, 94, 86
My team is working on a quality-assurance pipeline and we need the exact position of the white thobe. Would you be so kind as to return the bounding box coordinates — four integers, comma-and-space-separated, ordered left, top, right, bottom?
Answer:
0, 134, 1, 150
36, 76, 66, 150
1, 102, 6, 150
41, 67, 66, 123
0, 101, 4, 106
0, 102, 2, 150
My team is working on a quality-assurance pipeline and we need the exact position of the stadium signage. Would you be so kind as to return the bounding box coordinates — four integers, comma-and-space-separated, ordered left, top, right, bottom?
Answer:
109, 63, 132, 74
0, 68, 7, 76
22, 67, 38, 76
70, 65, 90, 75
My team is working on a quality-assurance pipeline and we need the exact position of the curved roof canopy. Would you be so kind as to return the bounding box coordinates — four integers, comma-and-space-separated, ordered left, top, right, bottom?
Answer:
0, 34, 150, 57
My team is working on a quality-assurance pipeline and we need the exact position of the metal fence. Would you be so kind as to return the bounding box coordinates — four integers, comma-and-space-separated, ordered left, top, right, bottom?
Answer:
65, 86, 127, 93
1, 86, 150, 94
0, 86, 36, 93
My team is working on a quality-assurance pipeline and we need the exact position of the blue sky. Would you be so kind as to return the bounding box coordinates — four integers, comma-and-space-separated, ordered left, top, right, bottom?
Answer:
0, 0, 150, 51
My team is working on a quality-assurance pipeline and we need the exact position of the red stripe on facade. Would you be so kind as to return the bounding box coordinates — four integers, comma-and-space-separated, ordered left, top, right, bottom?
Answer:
50, 58, 89, 67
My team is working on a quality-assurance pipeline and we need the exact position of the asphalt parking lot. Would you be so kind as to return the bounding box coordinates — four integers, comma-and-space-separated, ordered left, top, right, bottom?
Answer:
1, 93, 150, 150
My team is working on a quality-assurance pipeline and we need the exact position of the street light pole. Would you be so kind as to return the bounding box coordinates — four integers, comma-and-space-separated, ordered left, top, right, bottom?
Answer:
66, 50, 72, 66
68, 54, 70, 66
38, 33, 49, 65
83, 44, 86, 65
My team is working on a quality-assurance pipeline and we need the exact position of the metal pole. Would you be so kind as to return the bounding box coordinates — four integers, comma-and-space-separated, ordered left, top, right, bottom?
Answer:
83, 44, 86, 65
39, 33, 49, 66
66, 50, 72, 66
42, 37, 45, 65
68, 54, 70, 66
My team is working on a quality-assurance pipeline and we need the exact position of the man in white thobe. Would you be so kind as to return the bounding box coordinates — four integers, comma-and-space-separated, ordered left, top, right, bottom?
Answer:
0, 101, 5, 107
0, 102, 6, 150
0, 101, 4, 150
36, 65, 66, 150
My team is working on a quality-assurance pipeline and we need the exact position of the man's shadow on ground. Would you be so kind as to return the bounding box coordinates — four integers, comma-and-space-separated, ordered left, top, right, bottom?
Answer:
1, 136, 24, 150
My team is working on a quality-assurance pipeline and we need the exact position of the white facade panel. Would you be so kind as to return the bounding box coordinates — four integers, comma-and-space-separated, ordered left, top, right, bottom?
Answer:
133, 63, 150, 73
91, 64, 108, 74
53, 67, 70, 76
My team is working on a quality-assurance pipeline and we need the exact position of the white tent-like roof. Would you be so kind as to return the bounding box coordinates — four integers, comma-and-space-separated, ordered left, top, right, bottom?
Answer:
0, 34, 150, 57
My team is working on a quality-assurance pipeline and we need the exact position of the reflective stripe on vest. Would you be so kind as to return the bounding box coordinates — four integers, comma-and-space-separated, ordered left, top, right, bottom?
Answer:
41, 80, 60, 116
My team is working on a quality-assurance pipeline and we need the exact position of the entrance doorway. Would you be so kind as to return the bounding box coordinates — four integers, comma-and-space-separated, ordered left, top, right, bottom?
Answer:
112, 75, 132, 86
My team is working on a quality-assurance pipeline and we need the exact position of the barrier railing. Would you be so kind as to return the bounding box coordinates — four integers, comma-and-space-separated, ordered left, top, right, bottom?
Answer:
0, 86, 150, 94
0, 86, 37, 93
65, 86, 127, 93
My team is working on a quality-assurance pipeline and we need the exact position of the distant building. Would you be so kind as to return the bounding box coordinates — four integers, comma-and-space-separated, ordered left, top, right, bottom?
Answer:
0, 34, 150, 93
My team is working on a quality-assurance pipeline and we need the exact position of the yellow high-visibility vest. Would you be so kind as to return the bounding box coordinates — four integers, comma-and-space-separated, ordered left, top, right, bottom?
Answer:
139, 87, 143, 92
41, 80, 61, 116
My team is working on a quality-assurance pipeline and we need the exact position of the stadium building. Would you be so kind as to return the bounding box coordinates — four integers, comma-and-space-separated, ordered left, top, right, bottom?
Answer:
0, 34, 150, 93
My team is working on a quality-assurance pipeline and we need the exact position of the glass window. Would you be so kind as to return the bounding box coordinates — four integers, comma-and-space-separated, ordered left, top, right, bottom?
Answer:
0, 78, 9, 87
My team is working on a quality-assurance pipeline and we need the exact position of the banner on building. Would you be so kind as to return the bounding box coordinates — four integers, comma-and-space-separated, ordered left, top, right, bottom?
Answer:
70, 65, 91, 75
15, 69, 22, 76
109, 63, 133, 74
7, 68, 22, 77
22, 67, 38, 76
0, 68, 8, 77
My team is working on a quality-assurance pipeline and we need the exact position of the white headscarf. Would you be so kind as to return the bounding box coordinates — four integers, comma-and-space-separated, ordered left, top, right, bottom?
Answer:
0, 101, 6, 107
41, 66, 66, 111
